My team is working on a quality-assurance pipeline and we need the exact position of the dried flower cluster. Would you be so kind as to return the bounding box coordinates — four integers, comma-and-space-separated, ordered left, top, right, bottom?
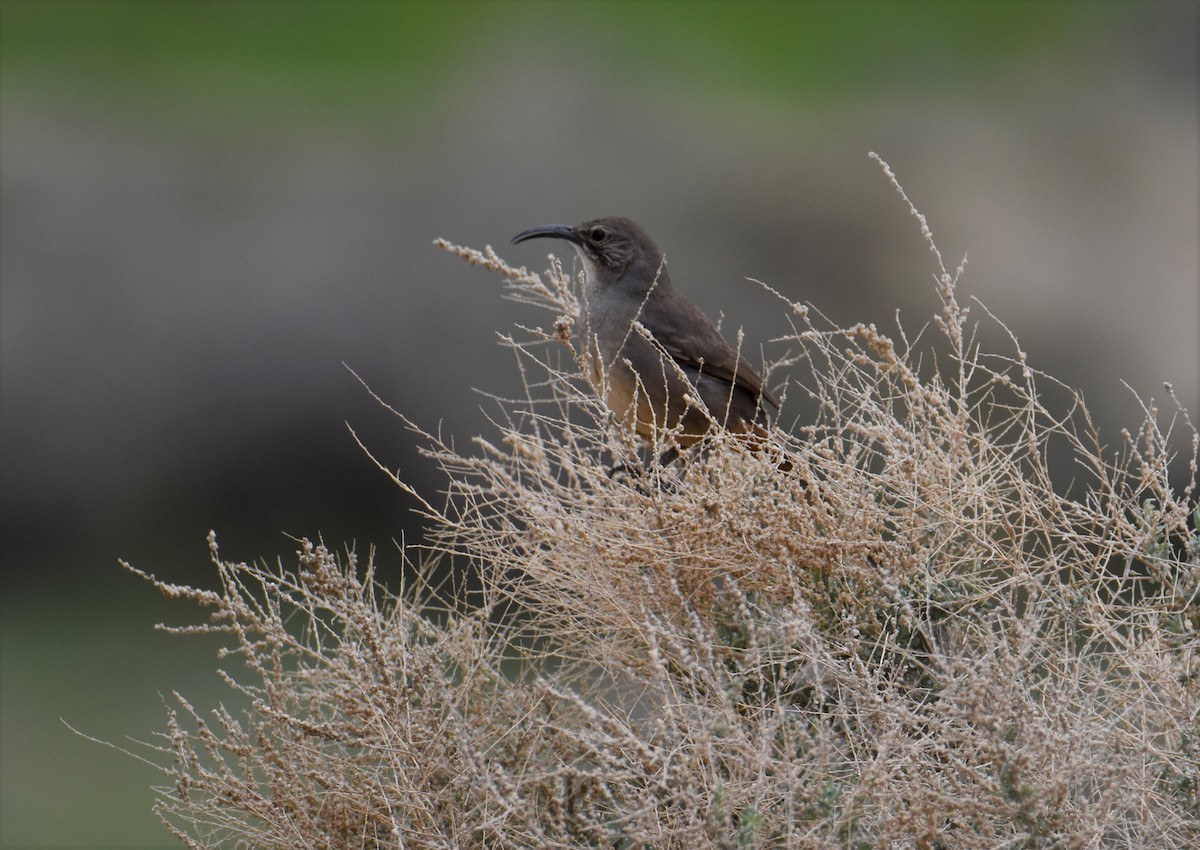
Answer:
125, 164, 1199, 848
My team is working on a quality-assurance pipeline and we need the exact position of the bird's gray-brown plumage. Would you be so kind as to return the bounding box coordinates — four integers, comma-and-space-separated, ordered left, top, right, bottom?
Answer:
512, 217, 777, 450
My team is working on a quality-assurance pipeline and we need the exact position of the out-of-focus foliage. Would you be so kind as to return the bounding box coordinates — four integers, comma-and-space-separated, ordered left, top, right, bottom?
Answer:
3, 0, 1098, 109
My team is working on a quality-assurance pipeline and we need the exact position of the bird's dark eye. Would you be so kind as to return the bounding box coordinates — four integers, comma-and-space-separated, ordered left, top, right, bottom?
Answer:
589, 226, 608, 244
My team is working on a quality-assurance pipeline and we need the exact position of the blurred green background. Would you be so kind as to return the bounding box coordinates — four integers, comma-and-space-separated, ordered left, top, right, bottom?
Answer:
1, 0, 1195, 845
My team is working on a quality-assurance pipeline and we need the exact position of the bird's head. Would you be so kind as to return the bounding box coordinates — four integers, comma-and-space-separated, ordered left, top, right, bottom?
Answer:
512, 217, 665, 290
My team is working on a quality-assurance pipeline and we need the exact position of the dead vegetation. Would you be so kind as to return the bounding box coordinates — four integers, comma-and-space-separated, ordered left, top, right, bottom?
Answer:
123, 160, 1199, 848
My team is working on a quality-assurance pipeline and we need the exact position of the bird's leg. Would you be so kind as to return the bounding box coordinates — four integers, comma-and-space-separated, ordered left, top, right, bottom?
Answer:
607, 446, 669, 478
605, 446, 683, 495
606, 461, 631, 480
656, 446, 681, 467
606, 445, 647, 479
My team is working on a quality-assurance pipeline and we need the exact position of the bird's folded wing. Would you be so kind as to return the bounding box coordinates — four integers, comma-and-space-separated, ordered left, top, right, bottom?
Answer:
653, 298, 779, 409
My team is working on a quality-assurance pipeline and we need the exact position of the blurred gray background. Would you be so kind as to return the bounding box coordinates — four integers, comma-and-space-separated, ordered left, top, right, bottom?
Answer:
2, 1, 1196, 844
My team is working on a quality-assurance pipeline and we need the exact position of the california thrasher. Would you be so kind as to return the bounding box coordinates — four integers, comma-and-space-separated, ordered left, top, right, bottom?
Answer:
511, 217, 778, 455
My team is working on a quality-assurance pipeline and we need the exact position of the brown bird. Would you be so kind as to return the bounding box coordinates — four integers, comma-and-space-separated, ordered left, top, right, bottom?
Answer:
512, 217, 777, 460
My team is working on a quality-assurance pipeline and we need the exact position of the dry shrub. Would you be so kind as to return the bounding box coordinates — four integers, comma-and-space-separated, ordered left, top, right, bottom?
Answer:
124, 160, 1199, 848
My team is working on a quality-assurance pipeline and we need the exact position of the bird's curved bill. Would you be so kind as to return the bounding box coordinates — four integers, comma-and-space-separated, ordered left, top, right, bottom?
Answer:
511, 224, 581, 245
